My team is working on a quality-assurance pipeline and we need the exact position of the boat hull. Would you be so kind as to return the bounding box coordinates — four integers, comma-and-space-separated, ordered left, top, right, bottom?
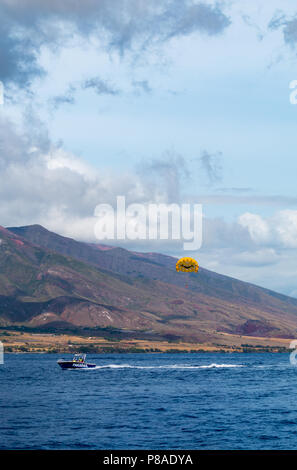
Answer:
57, 360, 96, 370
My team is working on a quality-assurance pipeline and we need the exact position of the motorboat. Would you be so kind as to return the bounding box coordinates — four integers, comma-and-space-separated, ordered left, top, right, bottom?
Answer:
57, 353, 96, 370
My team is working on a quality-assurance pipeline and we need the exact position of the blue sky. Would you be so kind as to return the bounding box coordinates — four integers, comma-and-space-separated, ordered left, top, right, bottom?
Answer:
1, 0, 297, 295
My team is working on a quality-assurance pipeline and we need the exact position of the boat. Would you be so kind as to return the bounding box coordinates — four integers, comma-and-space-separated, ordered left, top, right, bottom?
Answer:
57, 353, 96, 370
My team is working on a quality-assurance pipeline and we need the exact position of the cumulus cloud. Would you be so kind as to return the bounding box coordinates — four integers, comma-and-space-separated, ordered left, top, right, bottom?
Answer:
0, 114, 120, 233
0, 114, 201, 243
0, 114, 292, 256
238, 213, 270, 244
3, 110, 297, 296
0, 112, 248, 254
0, 0, 231, 87
239, 210, 297, 249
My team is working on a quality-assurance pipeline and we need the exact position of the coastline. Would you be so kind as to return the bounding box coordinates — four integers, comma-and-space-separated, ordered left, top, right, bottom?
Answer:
0, 329, 293, 354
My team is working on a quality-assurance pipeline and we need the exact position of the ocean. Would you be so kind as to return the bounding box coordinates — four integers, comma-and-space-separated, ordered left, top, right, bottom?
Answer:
1, 352, 297, 450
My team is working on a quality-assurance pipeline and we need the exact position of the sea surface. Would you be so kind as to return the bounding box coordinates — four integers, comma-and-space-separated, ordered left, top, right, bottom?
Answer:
1, 352, 297, 449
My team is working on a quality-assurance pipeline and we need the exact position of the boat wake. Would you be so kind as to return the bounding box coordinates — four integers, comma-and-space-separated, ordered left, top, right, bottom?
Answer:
88, 363, 244, 370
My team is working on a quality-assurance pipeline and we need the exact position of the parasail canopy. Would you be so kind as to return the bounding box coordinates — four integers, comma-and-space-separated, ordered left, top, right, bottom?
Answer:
176, 257, 199, 273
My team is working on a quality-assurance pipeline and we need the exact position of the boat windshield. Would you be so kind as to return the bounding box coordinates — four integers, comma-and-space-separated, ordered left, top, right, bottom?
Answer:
73, 354, 86, 363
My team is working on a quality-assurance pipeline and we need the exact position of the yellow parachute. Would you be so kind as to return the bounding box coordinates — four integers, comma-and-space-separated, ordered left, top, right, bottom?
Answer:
176, 257, 199, 273
176, 257, 199, 289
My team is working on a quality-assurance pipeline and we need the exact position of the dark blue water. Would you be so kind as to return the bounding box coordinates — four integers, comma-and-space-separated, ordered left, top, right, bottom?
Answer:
1, 353, 297, 449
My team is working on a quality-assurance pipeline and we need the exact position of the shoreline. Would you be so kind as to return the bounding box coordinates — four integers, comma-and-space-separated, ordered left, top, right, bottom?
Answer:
0, 329, 292, 354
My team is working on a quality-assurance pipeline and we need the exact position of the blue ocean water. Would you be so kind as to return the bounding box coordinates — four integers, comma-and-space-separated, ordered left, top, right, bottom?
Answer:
1, 352, 297, 450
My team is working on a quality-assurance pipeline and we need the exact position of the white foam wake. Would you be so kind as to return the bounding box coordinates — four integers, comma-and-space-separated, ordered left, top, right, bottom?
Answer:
90, 363, 244, 370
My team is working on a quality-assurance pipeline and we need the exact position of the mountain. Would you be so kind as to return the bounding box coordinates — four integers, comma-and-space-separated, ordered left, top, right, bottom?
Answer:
2, 223, 297, 344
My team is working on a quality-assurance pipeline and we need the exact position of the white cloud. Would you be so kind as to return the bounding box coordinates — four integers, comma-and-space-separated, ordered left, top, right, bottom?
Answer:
2, 111, 297, 297
238, 212, 270, 243
273, 210, 297, 248
1, 0, 297, 298
0, 113, 205, 246
238, 210, 297, 249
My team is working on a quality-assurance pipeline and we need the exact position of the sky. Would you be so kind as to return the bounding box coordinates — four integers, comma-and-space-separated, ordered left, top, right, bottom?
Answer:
1, 0, 297, 295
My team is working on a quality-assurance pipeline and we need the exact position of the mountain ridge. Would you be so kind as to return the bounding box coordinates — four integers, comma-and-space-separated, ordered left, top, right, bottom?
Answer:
1, 223, 297, 344
9, 224, 296, 304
